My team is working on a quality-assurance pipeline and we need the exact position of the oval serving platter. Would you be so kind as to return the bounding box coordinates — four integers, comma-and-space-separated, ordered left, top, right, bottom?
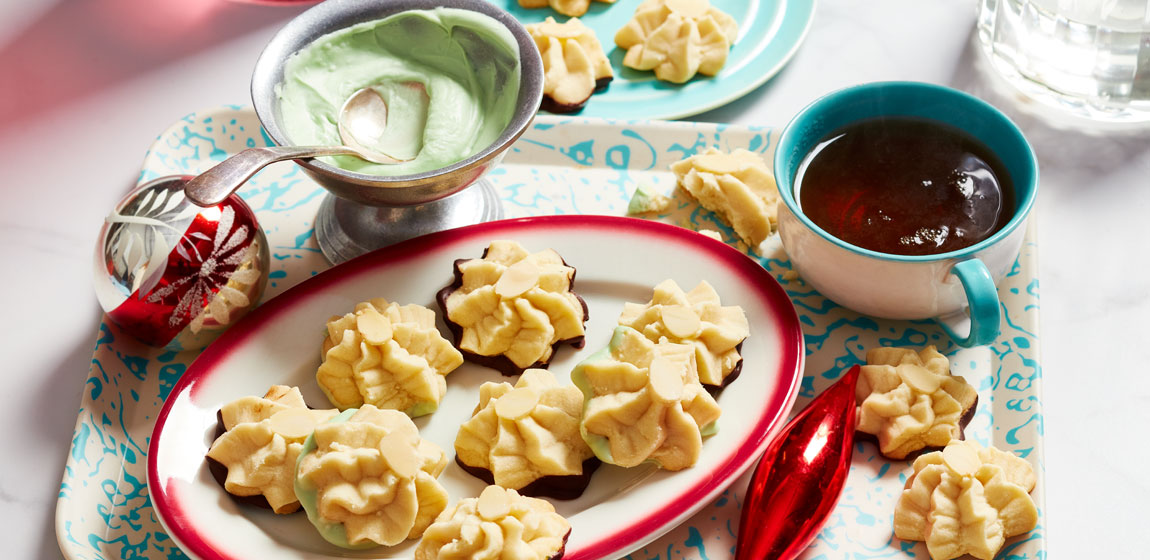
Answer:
498, 0, 817, 120
147, 214, 804, 560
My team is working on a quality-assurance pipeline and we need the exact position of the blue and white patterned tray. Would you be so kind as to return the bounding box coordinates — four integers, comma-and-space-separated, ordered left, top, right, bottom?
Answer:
56, 107, 1046, 560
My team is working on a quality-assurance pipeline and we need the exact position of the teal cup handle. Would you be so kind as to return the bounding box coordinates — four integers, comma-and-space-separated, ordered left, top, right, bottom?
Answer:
938, 259, 1001, 347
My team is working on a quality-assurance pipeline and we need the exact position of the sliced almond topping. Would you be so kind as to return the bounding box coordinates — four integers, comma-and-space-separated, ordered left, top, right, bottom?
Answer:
942, 441, 981, 476
661, 305, 701, 338
267, 408, 319, 440
495, 387, 541, 420
262, 385, 294, 402
694, 151, 747, 175
477, 485, 512, 520
379, 432, 419, 479
897, 364, 943, 394
356, 307, 393, 345
666, 0, 709, 18
495, 260, 541, 298
649, 357, 685, 402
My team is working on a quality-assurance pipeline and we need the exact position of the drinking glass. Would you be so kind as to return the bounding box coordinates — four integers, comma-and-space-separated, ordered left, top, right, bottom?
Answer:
977, 0, 1150, 125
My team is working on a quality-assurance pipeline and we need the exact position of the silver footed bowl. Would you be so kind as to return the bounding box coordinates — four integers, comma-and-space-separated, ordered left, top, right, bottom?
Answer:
250, 0, 544, 208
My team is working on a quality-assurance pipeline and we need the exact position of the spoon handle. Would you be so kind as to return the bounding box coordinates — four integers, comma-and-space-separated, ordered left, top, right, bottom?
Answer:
183, 145, 357, 207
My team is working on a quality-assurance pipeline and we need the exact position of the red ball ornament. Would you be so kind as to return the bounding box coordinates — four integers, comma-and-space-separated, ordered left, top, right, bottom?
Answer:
94, 175, 269, 351
736, 365, 860, 560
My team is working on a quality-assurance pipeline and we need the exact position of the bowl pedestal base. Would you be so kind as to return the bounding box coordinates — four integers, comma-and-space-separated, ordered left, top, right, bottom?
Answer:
316, 179, 504, 263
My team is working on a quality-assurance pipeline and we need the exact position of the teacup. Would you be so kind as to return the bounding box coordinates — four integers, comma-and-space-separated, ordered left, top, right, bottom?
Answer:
774, 82, 1038, 347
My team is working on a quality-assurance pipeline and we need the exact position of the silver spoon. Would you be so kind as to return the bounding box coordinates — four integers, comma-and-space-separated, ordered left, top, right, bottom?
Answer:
184, 87, 424, 207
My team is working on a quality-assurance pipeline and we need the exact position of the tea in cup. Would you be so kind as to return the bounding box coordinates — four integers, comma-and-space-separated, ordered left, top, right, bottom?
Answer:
774, 82, 1038, 347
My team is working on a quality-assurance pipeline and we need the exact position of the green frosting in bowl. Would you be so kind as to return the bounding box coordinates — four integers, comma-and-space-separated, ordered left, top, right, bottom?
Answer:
277, 8, 522, 176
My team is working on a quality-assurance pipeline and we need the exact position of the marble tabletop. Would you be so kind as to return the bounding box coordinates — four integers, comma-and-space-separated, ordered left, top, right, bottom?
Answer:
1, 0, 1146, 558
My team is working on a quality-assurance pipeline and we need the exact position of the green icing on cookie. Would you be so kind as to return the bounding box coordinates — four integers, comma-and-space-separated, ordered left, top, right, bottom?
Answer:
407, 400, 438, 418
569, 330, 620, 466
572, 325, 720, 470
294, 408, 376, 550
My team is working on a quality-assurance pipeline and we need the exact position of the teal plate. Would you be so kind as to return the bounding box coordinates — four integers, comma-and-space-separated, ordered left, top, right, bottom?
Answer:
493, 0, 817, 119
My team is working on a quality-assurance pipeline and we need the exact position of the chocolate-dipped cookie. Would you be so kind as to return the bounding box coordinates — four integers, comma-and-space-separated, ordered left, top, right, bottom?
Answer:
437, 240, 588, 376
205, 385, 337, 514
528, 17, 613, 114
454, 369, 599, 500
854, 346, 980, 460
617, 279, 749, 392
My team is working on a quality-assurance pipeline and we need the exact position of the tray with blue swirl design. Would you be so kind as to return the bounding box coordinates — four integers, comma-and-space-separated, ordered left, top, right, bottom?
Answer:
56, 107, 1045, 560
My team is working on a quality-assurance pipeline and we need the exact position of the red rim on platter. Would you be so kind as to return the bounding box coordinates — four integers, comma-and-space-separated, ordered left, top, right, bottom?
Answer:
147, 215, 805, 560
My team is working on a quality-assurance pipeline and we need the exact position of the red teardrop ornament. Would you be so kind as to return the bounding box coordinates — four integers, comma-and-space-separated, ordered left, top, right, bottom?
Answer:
735, 365, 860, 560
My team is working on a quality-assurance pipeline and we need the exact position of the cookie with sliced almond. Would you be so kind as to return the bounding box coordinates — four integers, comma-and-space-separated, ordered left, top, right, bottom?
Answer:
436, 240, 588, 376
416, 485, 571, 560
455, 369, 599, 499
528, 17, 613, 113
294, 405, 449, 548
316, 298, 463, 417
205, 385, 338, 513
854, 346, 979, 460
894, 439, 1037, 560
618, 279, 749, 392
571, 326, 721, 471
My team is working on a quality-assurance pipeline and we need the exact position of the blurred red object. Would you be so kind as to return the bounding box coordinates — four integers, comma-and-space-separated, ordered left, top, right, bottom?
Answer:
228, 0, 319, 4
0, 0, 311, 130
735, 365, 860, 560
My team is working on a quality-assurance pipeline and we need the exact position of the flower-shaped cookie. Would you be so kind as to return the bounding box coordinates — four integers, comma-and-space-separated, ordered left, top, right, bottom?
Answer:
855, 346, 978, 459
614, 0, 738, 83
295, 405, 449, 548
571, 326, 721, 470
618, 279, 749, 389
528, 17, 614, 114
518, 0, 615, 18
894, 440, 1038, 560
455, 369, 597, 499
205, 385, 338, 513
317, 298, 463, 417
416, 486, 571, 560
437, 240, 588, 376
670, 147, 780, 247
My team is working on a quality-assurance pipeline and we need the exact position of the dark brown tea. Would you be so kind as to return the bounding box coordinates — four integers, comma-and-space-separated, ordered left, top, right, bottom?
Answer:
795, 117, 1014, 256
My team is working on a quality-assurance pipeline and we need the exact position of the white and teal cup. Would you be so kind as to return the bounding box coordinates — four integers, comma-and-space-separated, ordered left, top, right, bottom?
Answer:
775, 82, 1038, 347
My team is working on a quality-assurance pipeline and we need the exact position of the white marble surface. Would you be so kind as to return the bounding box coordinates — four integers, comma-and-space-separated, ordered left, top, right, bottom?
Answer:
0, 0, 1146, 558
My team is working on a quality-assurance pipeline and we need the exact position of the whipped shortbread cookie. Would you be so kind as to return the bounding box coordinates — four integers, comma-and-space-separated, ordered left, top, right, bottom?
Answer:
437, 240, 588, 376
615, 0, 738, 83
894, 440, 1038, 560
205, 385, 338, 513
295, 405, 449, 548
571, 326, 721, 470
855, 346, 978, 459
317, 298, 463, 417
670, 147, 780, 247
416, 485, 571, 560
518, 0, 616, 18
528, 17, 613, 113
618, 279, 749, 390
455, 369, 598, 499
